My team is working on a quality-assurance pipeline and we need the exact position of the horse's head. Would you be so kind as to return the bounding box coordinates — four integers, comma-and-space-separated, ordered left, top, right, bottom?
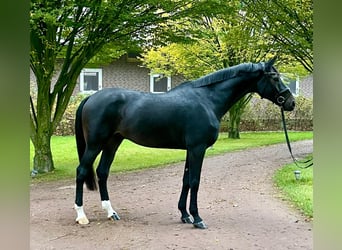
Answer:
257, 57, 295, 111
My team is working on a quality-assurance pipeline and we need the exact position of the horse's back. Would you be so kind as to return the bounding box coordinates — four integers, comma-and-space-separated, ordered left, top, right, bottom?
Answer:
82, 87, 220, 149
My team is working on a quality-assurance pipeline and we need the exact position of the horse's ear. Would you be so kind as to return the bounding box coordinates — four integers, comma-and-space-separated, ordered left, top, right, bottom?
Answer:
265, 56, 277, 70
265, 56, 277, 71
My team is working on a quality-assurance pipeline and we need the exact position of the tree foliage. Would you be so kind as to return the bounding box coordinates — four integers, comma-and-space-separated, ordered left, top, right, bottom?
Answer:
142, 0, 312, 138
242, 0, 313, 72
142, 1, 271, 138
30, 0, 313, 172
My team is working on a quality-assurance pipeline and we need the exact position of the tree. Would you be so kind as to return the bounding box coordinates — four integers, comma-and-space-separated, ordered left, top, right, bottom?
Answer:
242, 0, 313, 73
143, 0, 313, 138
142, 3, 271, 138
30, 0, 223, 173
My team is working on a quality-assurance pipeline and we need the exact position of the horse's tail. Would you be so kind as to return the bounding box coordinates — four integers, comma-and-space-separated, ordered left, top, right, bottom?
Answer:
75, 96, 97, 191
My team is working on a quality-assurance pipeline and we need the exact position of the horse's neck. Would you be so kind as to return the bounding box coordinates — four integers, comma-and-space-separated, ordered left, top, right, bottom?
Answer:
206, 77, 257, 119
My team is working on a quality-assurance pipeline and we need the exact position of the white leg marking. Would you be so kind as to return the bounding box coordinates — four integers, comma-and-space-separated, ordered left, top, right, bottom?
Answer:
74, 204, 89, 224
102, 200, 120, 220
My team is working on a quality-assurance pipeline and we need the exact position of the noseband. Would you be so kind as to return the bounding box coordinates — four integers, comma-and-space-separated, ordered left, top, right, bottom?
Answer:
275, 88, 292, 106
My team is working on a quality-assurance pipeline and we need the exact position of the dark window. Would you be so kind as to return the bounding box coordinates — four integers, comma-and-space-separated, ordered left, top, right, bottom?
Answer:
80, 68, 102, 92
153, 76, 168, 92
83, 72, 99, 91
150, 74, 171, 93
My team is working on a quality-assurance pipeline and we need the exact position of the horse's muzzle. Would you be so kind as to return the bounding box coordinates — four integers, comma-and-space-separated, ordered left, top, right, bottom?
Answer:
276, 89, 295, 111
282, 96, 295, 111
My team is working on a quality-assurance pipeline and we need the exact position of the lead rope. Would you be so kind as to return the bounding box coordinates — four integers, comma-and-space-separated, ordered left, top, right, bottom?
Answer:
281, 107, 313, 169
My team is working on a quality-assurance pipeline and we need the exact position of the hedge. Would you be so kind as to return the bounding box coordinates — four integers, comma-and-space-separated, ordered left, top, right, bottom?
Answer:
54, 94, 313, 136
221, 95, 313, 132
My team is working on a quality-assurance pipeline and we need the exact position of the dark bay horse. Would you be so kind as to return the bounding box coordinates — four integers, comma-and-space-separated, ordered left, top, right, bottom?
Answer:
74, 57, 295, 229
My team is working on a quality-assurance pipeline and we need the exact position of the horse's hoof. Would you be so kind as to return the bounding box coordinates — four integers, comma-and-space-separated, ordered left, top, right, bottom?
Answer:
76, 217, 89, 225
193, 220, 208, 229
181, 216, 194, 224
109, 213, 120, 221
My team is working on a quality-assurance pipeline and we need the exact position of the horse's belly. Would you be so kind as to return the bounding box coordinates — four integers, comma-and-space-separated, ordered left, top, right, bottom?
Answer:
122, 128, 186, 149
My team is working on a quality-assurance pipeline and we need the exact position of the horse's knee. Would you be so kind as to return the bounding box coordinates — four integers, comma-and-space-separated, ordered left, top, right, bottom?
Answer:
76, 166, 87, 182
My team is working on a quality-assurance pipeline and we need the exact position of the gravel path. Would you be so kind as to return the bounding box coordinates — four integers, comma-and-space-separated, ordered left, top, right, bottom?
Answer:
30, 140, 313, 250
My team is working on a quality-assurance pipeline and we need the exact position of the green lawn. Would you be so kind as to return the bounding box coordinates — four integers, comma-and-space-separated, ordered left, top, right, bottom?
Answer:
274, 155, 313, 218
30, 131, 313, 182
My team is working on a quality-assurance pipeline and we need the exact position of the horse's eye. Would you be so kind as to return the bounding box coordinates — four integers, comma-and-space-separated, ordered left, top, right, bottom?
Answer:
267, 72, 279, 81
272, 76, 280, 81
265, 72, 279, 81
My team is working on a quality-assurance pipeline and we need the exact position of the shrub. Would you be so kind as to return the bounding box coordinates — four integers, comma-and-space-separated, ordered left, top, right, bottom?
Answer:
221, 95, 313, 132
54, 94, 90, 136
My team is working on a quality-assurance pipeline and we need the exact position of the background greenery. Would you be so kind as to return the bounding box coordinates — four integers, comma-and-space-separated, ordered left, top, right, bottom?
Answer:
274, 156, 313, 218
30, 0, 313, 173
30, 131, 312, 182
223, 95, 313, 132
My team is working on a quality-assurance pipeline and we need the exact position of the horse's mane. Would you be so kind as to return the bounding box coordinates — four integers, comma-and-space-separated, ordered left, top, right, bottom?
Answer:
191, 62, 264, 88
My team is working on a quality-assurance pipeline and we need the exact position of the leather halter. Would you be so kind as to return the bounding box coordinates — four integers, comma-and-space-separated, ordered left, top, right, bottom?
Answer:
262, 71, 291, 106
275, 87, 292, 106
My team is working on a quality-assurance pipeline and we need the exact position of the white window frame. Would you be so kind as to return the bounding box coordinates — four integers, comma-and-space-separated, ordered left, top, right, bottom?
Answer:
149, 73, 171, 93
280, 73, 299, 96
293, 75, 300, 96
80, 68, 103, 93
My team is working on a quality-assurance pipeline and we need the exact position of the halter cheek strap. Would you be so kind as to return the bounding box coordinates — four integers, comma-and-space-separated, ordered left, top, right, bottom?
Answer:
275, 88, 291, 105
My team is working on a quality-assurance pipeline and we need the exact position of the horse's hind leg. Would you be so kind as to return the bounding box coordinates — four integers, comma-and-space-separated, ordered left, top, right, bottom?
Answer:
75, 147, 101, 224
96, 134, 123, 221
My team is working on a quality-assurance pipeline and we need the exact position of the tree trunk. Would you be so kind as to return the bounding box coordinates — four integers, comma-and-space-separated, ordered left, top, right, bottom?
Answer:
31, 104, 55, 173
228, 110, 241, 139
227, 95, 252, 139
228, 129, 240, 139
33, 133, 54, 173
30, 74, 55, 173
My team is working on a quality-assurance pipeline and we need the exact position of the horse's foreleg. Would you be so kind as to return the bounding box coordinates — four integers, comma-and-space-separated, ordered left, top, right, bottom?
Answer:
97, 135, 123, 221
188, 146, 207, 229
102, 200, 120, 220
178, 158, 193, 224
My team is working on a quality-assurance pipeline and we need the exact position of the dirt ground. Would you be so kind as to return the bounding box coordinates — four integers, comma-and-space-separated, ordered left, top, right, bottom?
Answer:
30, 140, 313, 250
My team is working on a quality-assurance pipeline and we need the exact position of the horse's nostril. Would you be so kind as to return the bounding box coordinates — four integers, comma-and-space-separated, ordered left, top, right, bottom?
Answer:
284, 100, 295, 111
